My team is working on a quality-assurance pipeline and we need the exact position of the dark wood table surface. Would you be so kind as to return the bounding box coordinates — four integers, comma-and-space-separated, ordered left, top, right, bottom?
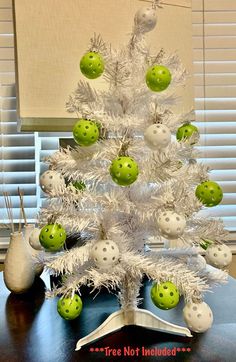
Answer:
1, 271, 236, 362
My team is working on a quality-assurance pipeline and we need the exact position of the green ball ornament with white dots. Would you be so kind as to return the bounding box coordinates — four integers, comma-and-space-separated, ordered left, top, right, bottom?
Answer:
73, 119, 99, 147
150, 281, 180, 310
39, 223, 66, 251
80, 51, 104, 79
57, 294, 83, 320
195, 180, 223, 207
146, 65, 171, 92
176, 124, 199, 143
109, 156, 139, 186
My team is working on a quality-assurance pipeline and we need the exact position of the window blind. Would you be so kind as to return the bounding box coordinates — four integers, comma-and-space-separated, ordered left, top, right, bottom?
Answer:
0, 0, 37, 260
192, 0, 236, 236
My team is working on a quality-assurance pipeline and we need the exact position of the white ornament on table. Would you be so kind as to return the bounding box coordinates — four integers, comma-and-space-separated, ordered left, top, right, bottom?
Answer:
157, 211, 186, 239
91, 240, 120, 269
134, 6, 157, 33
187, 255, 206, 272
40, 170, 65, 194
183, 301, 213, 333
4, 232, 35, 293
205, 243, 232, 269
144, 124, 171, 150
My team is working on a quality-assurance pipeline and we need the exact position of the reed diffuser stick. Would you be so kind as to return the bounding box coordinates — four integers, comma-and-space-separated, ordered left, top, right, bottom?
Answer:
18, 188, 28, 226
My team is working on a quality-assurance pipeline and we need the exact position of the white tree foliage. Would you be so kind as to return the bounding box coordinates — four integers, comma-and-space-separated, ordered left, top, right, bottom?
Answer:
39, 1, 229, 309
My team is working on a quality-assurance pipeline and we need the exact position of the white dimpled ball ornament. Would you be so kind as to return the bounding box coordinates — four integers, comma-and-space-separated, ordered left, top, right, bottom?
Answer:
91, 240, 120, 269
29, 228, 43, 251
144, 124, 171, 150
205, 244, 232, 268
135, 7, 157, 33
183, 302, 213, 333
40, 170, 65, 194
157, 211, 186, 239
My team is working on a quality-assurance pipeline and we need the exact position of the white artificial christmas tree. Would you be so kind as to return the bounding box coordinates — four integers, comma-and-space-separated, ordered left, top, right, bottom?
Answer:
37, 0, 231, 350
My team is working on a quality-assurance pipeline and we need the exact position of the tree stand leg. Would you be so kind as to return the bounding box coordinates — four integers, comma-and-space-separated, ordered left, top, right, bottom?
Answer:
75, 307, 192, 350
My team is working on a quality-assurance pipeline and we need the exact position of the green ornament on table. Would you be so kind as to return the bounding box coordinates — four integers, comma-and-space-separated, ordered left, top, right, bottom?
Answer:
150, 281, 180, 310
146, 65, 171, 92
195, 180, 223, 207
110, 156, 139, 186
176, 123, 199, 144
57, 294, 83, 320
80, 51, 104, 79
39, 223, 66, 251
73, 119, 99, 147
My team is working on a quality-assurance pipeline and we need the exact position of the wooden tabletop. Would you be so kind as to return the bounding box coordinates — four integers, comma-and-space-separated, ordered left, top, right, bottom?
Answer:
1, 271, 236, 362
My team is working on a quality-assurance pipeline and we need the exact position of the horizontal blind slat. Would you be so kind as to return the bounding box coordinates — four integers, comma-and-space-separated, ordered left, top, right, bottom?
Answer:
192, 0, 236, 11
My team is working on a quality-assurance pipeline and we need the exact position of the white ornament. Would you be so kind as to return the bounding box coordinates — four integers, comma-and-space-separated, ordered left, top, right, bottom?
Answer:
157, 211, 186, 239
24, 225, 43, 276
187, 255, 206, 272
91, 240, 120, 269
29, 227, 43, 251
183, 302, 213, 333
144, 124, 171, 150
40, 170, 65, 194
135, 7, 157, 33
205, 244, 232, 268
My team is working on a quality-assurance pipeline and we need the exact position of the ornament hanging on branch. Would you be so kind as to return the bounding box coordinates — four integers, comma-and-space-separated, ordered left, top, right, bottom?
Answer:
29, 227, 43, 251
205, 244, 232, 269
134, 6, 157, 33
144, 124, 171, 150
183, 301, 213, 333
151, 281, 180, 310
195, 180, 223, 207
176, 123, 199, 144
91, 240, 120, 269
73, 119, 99, 147
110, 156, 139, 186
39, 223, 66, 251
146, 65, 171, 92
57, 294, 83, 320
40, 170, 65, 194
80, 51, 104, 79
200, 238, 213, 250
67, 180, 86, 194
157, 210, 186, 239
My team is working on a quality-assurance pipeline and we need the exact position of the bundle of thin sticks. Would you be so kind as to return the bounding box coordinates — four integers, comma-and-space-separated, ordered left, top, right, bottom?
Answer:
3, 188, 27, 233
3, 191, 14, 233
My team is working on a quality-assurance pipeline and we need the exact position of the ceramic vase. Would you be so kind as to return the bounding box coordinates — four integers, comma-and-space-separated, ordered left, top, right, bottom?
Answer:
4, 232, 35, 293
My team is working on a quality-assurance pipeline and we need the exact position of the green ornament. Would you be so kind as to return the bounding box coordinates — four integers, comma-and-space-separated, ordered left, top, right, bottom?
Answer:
176, 124, 199, 144
73, 180, 86, 191
39, 223, 66, 251
80, 51, 104, 79
73, 119, 99, 147
57, 294, 83, 320
146, 65, 171, 92
195, 180, 223, 207
150, 281, 180, 310
200, 238, 213, 250
109, 156, 139, 186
